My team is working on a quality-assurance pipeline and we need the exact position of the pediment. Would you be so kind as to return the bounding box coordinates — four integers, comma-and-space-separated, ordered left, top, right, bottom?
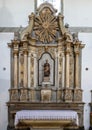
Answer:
20, 2, 73, 44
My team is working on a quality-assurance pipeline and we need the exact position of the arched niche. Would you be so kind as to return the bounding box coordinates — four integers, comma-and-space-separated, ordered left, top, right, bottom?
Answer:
38, 52, 55, 86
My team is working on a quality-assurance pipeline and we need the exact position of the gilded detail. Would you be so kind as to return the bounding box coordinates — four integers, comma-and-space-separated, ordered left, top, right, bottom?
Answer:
8, 3, 85, 129
34, 7, 59, 43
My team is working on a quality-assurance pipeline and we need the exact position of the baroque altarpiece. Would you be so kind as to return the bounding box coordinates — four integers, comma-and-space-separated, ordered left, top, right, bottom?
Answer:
7, 2, 85, 130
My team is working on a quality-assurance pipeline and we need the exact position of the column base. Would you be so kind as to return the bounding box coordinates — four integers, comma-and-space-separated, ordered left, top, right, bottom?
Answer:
9, 89, 19, 101
64, 89, 73, 102
20, 88, 29, 101
74, 89, 83, 102
57, 89, 63, 102
29, 88, 36, 102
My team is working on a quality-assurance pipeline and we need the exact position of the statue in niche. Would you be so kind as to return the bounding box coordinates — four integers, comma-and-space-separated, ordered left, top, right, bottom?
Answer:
44, 60, 50, 77
41, 60, 51, 98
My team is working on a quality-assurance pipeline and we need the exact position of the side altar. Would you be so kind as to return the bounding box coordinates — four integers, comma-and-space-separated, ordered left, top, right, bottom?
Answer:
7, 2, 85, 130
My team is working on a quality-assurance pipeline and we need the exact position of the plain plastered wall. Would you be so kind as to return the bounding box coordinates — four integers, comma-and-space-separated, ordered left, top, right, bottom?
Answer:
0, 0, 34, 27
0, 33, 14, 130
64, 0, 92, 27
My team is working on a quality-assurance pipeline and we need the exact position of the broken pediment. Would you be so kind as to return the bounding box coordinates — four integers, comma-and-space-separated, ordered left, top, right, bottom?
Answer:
20, 2, 73, 44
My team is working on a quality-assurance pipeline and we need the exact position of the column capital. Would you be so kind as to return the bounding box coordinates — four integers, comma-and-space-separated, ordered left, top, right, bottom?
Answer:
12, 39, 20, 48
74, 42, 80, 54
74, 46, 80, 55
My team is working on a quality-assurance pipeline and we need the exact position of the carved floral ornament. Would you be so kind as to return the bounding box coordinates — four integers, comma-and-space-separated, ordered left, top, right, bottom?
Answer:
34, 6, 59, 43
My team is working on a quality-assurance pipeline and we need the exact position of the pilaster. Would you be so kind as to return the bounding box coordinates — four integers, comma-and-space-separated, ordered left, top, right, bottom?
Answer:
13, 40, 19, 89
9, 40, 20, 101
19, 40, 28, 101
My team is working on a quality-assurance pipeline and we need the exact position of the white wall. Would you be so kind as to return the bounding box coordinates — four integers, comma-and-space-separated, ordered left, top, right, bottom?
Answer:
79, 33, 92, 130
0, 33, 14, 130
63, 1, 92, 128
0, 0, 34, 27
64, 0, 92, 27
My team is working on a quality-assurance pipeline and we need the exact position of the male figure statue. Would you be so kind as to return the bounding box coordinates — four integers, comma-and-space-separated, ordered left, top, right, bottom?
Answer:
44, 60, 50, 77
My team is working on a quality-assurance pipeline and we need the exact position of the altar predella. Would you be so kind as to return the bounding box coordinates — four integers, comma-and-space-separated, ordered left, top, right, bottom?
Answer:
7, 2, 85, 130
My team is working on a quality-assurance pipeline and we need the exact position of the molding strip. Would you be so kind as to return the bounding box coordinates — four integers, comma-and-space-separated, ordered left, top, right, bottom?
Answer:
69, 27, 92, 33
1, 27, 92, 33
0, 27, 20, 33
